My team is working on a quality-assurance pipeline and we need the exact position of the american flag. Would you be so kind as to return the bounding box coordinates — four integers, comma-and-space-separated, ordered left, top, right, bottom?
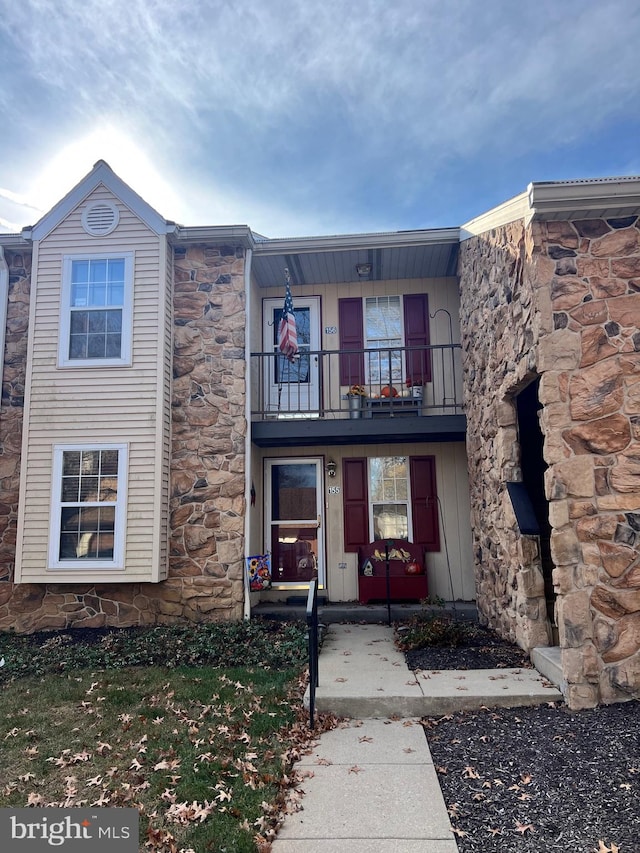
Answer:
278, 271, 298, 361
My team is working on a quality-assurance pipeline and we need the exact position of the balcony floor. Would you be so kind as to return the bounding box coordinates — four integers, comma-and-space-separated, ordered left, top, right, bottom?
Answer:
251, 412, 466, 447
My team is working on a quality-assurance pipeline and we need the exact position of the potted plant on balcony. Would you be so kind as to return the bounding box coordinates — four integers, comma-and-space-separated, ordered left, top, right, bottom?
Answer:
347, 384, 367, 419
406, 378, 423, 399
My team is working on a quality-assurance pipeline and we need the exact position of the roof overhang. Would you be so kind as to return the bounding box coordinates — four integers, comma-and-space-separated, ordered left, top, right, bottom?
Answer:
251, 227, 460, 288
170, 224, 255, 249
461, 176, 640, 239
0, 233, 31, 249
527, 176, 640, 221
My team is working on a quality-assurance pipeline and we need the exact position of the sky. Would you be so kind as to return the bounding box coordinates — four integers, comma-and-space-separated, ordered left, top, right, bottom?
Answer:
1, 0, 639, 238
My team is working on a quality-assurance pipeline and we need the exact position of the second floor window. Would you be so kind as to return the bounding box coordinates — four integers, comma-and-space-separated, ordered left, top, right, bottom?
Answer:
338, 293, 431, 388
365, 296, 402, 384
59, 253, 133, 367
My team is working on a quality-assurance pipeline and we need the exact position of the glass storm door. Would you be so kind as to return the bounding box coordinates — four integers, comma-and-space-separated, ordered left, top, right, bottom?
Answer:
265, 458, 325, 587
263, 297, 320, 415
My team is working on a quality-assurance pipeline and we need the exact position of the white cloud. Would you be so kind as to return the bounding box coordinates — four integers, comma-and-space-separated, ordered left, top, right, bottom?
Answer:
0, 0, 639, 235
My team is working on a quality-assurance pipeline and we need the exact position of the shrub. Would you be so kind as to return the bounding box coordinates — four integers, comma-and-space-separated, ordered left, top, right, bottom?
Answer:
396, 614, 468, 651
0, 619, 308, 683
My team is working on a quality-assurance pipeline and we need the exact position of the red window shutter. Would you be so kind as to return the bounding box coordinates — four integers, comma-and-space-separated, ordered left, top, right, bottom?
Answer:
403, 293, 431, 384
410, 456, 440, 551
343, 457, 368, 552
338, 297, 364, 385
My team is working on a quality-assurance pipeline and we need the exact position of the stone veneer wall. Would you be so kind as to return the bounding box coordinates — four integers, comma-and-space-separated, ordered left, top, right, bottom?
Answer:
0, 244, 247, 631
0, 251, 30, 584
460, 216, 640, 708
168, 244, 246, 619
459, 220, 552, 654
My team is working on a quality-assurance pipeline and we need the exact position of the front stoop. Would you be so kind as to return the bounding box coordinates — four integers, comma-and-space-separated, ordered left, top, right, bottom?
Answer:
305, 624, 563, 719
532, 646, 566, 694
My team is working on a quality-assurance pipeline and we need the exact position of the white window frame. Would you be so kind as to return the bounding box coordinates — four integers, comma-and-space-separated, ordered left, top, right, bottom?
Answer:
364, 295, 406, 387
58, 252, 134, 368
368, 456, 413, 541
48, 444, 129, 571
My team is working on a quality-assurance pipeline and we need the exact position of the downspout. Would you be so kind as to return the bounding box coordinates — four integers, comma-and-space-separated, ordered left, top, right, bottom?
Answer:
242, 247, 253, 621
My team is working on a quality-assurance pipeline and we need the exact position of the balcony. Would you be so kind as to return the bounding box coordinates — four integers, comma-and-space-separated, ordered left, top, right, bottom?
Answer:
250, 344, 466, 447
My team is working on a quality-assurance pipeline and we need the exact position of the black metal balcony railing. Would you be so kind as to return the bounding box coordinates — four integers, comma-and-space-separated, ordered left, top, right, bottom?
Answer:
250, 344, 463, 420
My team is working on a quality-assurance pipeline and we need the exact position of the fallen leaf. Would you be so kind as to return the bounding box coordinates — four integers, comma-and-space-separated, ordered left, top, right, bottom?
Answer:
27, 792, 44, 805
515, 821, 535, 835
452, 827, 468, 838
348, 765, 364, 774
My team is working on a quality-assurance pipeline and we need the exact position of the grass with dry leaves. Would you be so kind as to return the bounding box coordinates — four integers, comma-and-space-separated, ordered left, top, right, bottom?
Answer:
0, 621, 320, 853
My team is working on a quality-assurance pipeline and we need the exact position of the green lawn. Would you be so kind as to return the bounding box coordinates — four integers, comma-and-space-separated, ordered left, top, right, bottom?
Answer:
0, 621, 313, 852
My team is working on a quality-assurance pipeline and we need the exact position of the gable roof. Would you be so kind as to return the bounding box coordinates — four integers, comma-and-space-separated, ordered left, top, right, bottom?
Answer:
24, 160, 172, 241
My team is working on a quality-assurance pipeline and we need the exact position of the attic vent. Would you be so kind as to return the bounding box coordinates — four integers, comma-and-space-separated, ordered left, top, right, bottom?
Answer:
81, 201, 119, 236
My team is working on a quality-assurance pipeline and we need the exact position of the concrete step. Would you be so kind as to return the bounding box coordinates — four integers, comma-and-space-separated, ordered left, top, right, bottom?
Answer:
306, 624, 563, 719
532, 646, 565, 692
253, 600, 478, 624
310, 666, 563, 718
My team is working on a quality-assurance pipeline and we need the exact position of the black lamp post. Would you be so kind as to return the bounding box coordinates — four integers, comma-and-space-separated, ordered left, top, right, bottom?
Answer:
384, 538, 394, 626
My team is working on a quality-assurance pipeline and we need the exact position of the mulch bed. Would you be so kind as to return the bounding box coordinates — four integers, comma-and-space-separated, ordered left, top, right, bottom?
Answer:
404, 622, 532, 671
402, 623, 639, 852
422, 701, 640, 852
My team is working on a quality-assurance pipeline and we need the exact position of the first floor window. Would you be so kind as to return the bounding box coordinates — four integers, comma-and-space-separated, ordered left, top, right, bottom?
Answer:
369, 456, 410, 540
49, 444, 128, 570
342, 454, 440, 552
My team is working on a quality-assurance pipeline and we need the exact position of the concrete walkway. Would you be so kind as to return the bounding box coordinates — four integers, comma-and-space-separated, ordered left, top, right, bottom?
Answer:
271, 623, 562, 851
273, 718, 458, 852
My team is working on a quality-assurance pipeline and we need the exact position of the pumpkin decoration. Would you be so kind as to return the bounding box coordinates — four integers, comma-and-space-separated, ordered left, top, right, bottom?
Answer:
380, 385, 399, 398
405, 559, 424, 576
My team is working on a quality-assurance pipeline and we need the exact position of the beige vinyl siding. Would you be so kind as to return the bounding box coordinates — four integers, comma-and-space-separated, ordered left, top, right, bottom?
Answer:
250, 276, 462, 413
255, 441, 474, 604
16, 185, 171, 583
